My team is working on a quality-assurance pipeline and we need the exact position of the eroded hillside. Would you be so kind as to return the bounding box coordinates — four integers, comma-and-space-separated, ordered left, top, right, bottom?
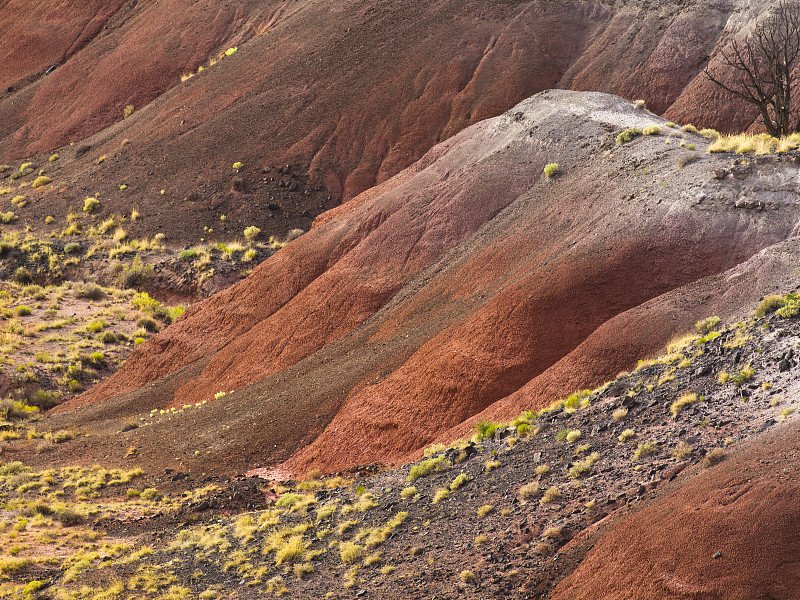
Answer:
0, 0, 786, 244
25, 90, 800, 480
1, 298, 799, 598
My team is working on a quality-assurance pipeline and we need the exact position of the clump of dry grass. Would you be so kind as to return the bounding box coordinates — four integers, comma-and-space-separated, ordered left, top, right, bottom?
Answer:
612, 408, 628, 421
339, 541, 363, 564
673, 441, 693, 459
755, 294, 785, 318
703, 448, 726, 467
633, 441, 658, 460
539, 486, 561, 505
568, 452, 599, 479
518, 482, 539, 501
541, 525, 563, 539
708, 132, 800, 155
618, 428, 635, 442
670, 393, 698, 418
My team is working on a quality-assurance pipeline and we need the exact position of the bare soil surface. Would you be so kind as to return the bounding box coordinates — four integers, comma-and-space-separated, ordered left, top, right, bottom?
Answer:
32, 91, 800, 481
0, 0, 780, 246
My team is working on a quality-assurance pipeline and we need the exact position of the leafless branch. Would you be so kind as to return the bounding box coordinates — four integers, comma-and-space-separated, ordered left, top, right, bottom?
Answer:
703, 0, 800, 136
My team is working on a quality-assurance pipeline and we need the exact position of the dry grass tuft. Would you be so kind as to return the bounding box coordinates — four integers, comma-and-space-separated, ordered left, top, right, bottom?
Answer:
703, 448, 726, 468
670, 393, 698, 418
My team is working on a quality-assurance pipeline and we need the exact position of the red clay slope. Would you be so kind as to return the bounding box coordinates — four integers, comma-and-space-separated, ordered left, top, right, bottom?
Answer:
49, 91, 800, 477
551, 420, 800, 600
0, 0, 785, 244
0, 0, 126, 92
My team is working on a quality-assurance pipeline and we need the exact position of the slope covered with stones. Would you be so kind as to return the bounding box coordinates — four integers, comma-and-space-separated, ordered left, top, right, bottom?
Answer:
4, 300, 800, 599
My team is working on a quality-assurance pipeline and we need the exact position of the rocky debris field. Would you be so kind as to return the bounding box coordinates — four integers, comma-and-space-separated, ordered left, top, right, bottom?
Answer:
0, 297, 797, 598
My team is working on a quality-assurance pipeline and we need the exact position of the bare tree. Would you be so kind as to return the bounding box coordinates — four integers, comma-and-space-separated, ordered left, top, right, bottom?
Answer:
704, 0, 800, 137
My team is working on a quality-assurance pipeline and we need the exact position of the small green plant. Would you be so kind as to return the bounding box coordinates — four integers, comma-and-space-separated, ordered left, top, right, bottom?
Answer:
86, 320, 107, 333
695, 316, 720, 335
432, 488, 450, 503
83, 197, 100, 213
755, 294, 785, 317
449, 473, 472, 490
14, 305, 32, 316
407, 456, 451, 482
276, 492, 304, 508
543, 163, 559, 177
123, 104, 134, 118
633, 441, 658, 459
400, 486, 418, 499
31, 176, 51, 188
616, 128, 642, 144
21, 579, 46, 596
642, 125, 661, 135
474, 420, 498, 440
733, 365, 755, 386
776, 293, 800, 318
476, 504, 493, 517
244, 226, 261, 242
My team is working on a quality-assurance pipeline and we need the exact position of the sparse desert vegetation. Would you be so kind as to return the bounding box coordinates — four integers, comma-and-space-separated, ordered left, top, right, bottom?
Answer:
1, 18, 800, 595
0, 292, 791, 598
543, 163, 560, 177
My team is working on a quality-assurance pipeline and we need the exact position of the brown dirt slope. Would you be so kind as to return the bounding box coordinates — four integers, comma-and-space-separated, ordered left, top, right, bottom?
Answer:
0, 0, 785, 244
43, 90, 800, 477
551, 420, 800, 600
